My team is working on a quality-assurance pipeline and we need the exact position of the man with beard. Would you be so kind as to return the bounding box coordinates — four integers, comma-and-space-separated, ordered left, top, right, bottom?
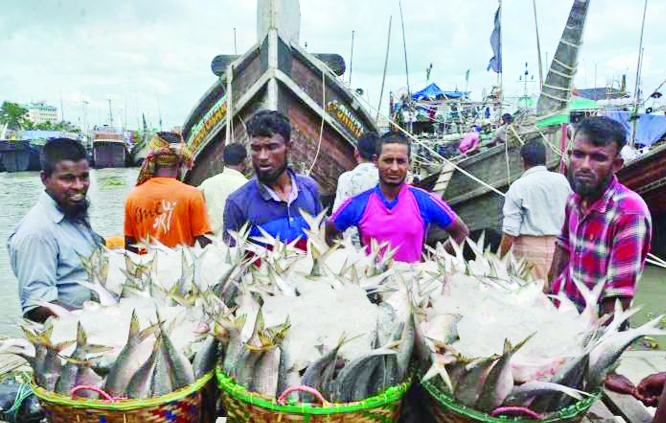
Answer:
223, 110, 322, 249
326, 133, 469, 263
548, 116, 652, 315
124, 131, 211, 251
8, 138, 104, 322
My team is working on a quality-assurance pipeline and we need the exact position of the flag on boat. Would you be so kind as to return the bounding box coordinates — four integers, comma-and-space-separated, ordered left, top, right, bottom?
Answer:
487, 6, 502, 73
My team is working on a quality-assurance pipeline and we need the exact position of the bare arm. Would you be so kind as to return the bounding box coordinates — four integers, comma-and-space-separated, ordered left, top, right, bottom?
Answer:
325, 219, 342, 247
442, 217, 469, 255
498, 232, 517, 257
25, 300, 73, 323
547, 243, 569, 287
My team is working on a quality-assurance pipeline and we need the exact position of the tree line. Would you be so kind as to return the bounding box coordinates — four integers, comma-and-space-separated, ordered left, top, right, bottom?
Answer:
0, 101, 81, 133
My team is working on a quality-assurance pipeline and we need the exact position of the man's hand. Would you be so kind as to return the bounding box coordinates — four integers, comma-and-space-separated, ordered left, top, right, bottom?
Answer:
325, 219, 341, 247
634, 372, 666, 407
442, 217, 469, 255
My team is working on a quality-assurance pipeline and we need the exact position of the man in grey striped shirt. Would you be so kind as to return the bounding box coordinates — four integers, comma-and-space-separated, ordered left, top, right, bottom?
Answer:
499, 139, 571, 281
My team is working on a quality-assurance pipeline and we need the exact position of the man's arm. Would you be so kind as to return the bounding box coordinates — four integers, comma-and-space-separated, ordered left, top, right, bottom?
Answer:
601, 213, 651, 309
500, 187, 522, 257
499, 233, 517, 257
325, 219, 342, 247
222, 198, 246, 245
325, 197, 363, 246
548, 243, 569, 286
189, 190, 213, 247
442, 217, 469, 255
10, 233, 60, 322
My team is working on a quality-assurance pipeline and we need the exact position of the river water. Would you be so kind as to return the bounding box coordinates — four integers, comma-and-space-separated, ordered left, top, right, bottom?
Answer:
0, 167, 664, 347
0, 168, 138, 336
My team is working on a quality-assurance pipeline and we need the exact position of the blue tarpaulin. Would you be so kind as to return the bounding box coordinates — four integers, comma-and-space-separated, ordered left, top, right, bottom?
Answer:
604, 111, 666, 147
412, 83, 469, 101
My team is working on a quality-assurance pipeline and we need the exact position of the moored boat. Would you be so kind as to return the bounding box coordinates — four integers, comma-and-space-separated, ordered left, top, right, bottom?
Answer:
182, 0, 378, 205
91, 127, 127, 169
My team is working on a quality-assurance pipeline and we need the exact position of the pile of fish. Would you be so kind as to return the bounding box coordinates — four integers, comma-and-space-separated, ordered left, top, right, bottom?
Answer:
1, 211, 661, 414
215, 212, 414, 402
0, 237, 243, 400
412, 237, 666, 415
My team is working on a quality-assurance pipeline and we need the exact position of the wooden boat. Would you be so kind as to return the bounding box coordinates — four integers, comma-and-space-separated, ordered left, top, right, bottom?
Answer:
0, 139, 42, 172
91, 128, 127, 169
182, 0, 377, 204
423, 0, 589, 246
617, 141, 666, 256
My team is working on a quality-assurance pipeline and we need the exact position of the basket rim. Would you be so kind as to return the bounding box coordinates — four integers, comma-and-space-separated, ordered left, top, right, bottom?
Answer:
420, 377, 600, 423
31, 371, 212, 411
216, 367, 410, 415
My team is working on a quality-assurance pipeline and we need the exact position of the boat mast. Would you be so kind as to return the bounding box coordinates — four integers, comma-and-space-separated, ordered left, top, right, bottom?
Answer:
349, 30, 355, 85
498, 0, 503, 122
630, 0, 648, 147
377, 16, 393, 121
108, 99, 114, 128
532, 0, 544, 90
398, 0, 410, 98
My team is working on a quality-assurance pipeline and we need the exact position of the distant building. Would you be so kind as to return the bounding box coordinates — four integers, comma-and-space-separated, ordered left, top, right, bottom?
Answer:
26, 102, 58, 125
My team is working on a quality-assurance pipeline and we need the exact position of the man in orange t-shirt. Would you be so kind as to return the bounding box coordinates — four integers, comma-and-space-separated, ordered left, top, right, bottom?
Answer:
124, 132, 211, 251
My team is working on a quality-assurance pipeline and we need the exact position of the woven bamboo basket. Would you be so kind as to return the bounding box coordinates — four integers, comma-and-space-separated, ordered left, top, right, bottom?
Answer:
32, 371, 213, 423
216, 367, 410, 423
420, 377, 599, 423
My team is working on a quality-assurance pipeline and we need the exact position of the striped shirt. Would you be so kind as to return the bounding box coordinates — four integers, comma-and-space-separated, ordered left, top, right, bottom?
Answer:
550, 177, 652, 306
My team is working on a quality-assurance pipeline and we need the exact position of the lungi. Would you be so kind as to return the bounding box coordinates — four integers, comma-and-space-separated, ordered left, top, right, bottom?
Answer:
513, 235, 557, 281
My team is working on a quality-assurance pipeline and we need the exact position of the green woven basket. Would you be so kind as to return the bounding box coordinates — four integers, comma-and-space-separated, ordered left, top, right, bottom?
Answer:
420, 377, 600, 423
216, 367, 411, 422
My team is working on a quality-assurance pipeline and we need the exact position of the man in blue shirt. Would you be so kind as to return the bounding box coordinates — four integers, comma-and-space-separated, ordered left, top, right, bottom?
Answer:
223, 110, 322, 249
8, 138, 104, 322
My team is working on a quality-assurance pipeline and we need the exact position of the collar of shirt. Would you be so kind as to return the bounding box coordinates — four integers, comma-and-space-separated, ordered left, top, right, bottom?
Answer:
354, 162, 376, 173
373, 183, 407, 210
258, 168, 299, 204
521, 165, 548, 178
572, 176, 618, 216
39, 191, 66, 224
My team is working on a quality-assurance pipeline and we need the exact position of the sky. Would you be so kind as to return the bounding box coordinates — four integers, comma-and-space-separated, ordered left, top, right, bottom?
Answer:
1, 0, 664, 131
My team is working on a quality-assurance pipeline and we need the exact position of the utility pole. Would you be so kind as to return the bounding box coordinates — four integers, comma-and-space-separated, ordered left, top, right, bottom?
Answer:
108, 99, 114, 128
233, 28, 238, 54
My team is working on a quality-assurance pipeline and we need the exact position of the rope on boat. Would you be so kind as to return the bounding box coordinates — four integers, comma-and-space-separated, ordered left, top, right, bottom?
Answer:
308, 65, 326, 175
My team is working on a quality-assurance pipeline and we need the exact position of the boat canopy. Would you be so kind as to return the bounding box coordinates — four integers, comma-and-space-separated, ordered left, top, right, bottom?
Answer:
535, 96, 598, 128
412, 83, 470, 101
603, 110, 666, 147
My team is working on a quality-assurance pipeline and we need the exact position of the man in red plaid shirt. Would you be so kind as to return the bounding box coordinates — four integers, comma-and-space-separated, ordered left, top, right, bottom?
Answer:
548, 116, 652, 315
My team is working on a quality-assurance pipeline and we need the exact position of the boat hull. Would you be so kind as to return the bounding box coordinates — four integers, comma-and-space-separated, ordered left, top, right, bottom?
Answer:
92, 141, 127, 169
0, 140, 42, 172
182, 31, 377, 206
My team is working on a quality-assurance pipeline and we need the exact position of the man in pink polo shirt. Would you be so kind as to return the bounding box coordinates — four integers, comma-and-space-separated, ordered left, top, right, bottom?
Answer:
326, 133, 469, 263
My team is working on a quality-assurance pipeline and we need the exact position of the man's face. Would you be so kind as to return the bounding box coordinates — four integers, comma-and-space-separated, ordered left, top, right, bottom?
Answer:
377, 143, 410, 187
250, 134, 289, 184
41, 159, 91, 217
568, 132, 623, 199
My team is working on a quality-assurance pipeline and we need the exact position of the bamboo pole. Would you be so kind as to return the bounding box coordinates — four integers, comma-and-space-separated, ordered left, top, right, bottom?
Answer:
398, 0, 410, 97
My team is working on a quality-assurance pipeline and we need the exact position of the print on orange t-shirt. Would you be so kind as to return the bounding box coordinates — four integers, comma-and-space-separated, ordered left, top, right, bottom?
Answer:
124, 177, 211, 248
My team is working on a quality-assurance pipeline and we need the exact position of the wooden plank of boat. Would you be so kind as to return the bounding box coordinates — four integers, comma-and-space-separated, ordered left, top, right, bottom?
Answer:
602, 389, 653, 423
182, 0, 378, 201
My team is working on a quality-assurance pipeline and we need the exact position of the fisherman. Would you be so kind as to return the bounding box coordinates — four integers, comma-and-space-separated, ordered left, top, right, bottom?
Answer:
124, 131, 211, 251
198, 143, 249, 236
636, 372, 666, 423
490, 113, 512, 146
548, 116, 652, 315
458, 126, 482, 154
498, 139, 571, 281
223, 110, 322, 249
7, 138, 104, 322
326, 133, 469, 263
332, 132, 379, 246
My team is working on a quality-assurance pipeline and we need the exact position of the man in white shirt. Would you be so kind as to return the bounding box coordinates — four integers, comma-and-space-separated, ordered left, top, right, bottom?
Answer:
499, 139, 572, 280
332, 133, 380, 245
199, 143, 249, 236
